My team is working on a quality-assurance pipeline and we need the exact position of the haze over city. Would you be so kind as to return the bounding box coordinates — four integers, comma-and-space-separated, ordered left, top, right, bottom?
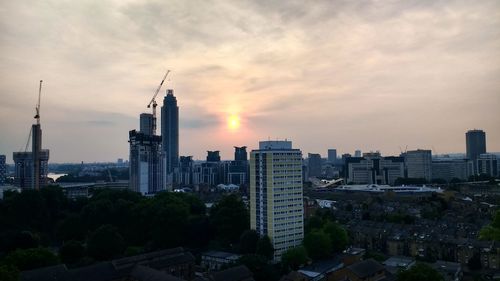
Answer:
1, 0, 499, 163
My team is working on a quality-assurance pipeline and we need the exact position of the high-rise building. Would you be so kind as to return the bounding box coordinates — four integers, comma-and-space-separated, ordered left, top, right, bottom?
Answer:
139, 113, 154, 136
0, 155, 6, 186
161, 89, 179, 176
466, 129, 486, 174
404, 149, 432, 182
354, 150, 362, 157
327, 149, 337, 163
346, 153, 404, 185
250, 140, 304, 261
307, 153, 322, 178
477, 153, 498, 177
227, 146, 249, 185
129, 114, 164, 195
178, 156, 194, 185
13, 124, 50, 189
207, 151, 221, 162
234, 146, 248, 162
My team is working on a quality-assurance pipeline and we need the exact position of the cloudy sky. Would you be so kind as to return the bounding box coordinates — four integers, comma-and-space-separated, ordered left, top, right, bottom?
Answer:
1, 0, 499, 163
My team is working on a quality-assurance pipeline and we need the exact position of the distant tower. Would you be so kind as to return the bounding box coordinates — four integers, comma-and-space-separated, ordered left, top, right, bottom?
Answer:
354, 150, 362, 157
327, 149, 337, 163
250, 140, 304, 261
234, 146, 247, 162
466, 129, 486, 174
207, 151, 221, 162
307, 153, 322, 178
161, 89, 179, 177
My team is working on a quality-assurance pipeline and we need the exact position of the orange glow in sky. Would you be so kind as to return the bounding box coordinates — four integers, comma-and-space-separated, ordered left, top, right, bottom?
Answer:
227, 114, 240, 131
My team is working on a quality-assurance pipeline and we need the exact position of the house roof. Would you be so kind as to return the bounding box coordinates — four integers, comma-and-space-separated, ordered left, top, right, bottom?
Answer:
347, 259, 385, 278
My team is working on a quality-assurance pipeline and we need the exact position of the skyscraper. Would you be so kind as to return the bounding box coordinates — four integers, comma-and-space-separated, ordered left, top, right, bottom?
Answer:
466, 129, 486, 174
228, 146, 248, 185
250, 140, 304, 261
327, 149, 337, 163
234, 146, 248, 162
161, 89, 179, 177
307, 153, 322, 178
129, 113, 164, 195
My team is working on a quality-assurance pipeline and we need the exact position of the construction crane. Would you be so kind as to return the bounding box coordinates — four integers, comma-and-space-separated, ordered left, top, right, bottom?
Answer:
147, 70, 170, 135
34, 80, 42, 125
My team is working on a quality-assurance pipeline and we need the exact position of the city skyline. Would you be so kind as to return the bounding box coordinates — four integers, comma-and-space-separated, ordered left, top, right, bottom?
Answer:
1, 1, 500, 163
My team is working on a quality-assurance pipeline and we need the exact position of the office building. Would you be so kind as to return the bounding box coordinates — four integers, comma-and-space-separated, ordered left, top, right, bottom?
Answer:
354, 150, 362, 157
234, 146, 248, 162
250, 140, 304, 261
129, 114, 164, 195
207, 151, 221, 162
466, 129, 486, 174
178, 156, 194, 185
432, 158, 473, 182
307, 153, 322, 178
227, 146, 248, 185
404, 149, 432, 182
328, 149, 337, 163
0, 155, 6, 186
345, 152, 404, 185
477, 154, 498, 177
161, 89, 179, 176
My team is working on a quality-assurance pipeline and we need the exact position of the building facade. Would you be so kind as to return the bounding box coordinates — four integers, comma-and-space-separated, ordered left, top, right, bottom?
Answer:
477, 153, 498, 177
0, 155, 6, 186
346, 153, 404, 185
129, 114, 164, 195
404, 149, 432, 182
161, 89, 179, 177
466, 129, 486, 174
250, 140, 304, 261
307, 153, 322, 178
431, 158, 473, 182
328, 149, 337, 163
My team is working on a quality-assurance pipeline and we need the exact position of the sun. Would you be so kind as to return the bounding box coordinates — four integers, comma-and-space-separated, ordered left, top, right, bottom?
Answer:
227, 114, 240, 130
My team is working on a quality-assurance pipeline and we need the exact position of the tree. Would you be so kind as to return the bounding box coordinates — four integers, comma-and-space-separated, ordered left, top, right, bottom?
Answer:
467, 253, 482, 271
87, 225, 125, 260
56, 215, 86, 242
397, 263, 444, 281
240, 230, 259, 254
479, 210, 500, 241
59, 240, 85, 265
322, 221, 349, 253
256, 235, 274, 260
0, 265, 19, 281
4, 248, 59, 271
210, 194, 249, 246
237, 254, 280, 281
304, 215, 323, 233
0, 231, 40, 253
303, 230, 332, 260
281, 246, 308, 270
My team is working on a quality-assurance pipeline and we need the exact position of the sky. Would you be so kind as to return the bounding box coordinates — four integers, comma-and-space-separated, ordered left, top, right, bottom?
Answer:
1, 0, 499, 163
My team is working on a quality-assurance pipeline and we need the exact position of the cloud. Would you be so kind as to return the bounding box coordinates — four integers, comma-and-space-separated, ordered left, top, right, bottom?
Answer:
0, 0, 499, 162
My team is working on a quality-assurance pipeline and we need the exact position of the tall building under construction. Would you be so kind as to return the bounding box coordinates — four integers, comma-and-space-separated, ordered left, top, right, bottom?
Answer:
13, 81, 50, 189
129, 113, 164, 195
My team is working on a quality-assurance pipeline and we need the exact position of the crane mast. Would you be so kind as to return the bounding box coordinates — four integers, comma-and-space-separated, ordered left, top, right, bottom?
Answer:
147, 70, 170, 135
34, 80, 42, 125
